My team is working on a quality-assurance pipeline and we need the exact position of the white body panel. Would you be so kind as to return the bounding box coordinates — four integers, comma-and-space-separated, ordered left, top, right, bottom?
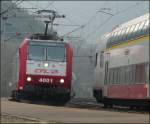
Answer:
108, 39, 149, 68
94, 36, 149, 97
26, 60, 66, 76
93, 12, 149, 98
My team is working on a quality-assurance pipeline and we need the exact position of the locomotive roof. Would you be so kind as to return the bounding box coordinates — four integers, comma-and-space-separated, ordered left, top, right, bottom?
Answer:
27, 33, 63, 41
27, 39, 65, 43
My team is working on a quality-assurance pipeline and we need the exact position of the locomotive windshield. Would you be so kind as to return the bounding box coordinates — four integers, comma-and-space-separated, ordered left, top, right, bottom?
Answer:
28, 41, 66, 61
28, 46, 45, 60
47, 46, 65, 61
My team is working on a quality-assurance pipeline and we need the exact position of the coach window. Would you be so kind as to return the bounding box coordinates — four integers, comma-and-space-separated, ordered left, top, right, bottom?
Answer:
114, 31, 119, 44
126, 65, 131, 84
135, 64, 141, 83
116, 30, 122, 44
108, 38, 113, 48
118, 29, 124, 43
108, 69, 110, 84
110, 32, 115, 47
114, 68, 116, 84
146, 26, 150, 34
122, 28, 127, 41
132, 23, 140, 37
128, 65, 132, 83
112, 68, 115, 84
142, 20, 149, 34
110, 69, 114, 84
121, 67, 125, 84
115, 68, 119, 84
124, 26, 131, 42
139, 63, 146, 83
118, 68, 121, 84
144, 20, 149, 34
109, 69, 112, 84
128, 25, 136, 40
132, 65, 136, 83
143, 63, 146, 83
137, 21, 145, 36
116, 68, 119, 84
111, 31, 117, 46
109, 37, 112, 47
115, 68, 118, 84
114, 31, 119, 45
141, 20, 147, 35
124, 66, 127, 83
118, 67, 121, 84
124, 66, 127, 84
109, 34, 113, 47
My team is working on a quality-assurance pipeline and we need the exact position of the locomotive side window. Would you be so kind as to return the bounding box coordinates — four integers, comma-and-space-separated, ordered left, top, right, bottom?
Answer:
28, 45, 45, 60
47, 46, 66, 62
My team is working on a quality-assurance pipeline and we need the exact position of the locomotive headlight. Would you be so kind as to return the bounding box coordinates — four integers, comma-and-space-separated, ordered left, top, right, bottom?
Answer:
44, 62, 49, 67
27, 77, 31, 82
19, 86, 23, 90
60, 79, 64, 84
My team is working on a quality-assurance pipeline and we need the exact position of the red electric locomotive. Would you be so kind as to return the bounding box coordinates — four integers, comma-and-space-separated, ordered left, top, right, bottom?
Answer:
11, 10, 74, 103
12, 33, 73, 103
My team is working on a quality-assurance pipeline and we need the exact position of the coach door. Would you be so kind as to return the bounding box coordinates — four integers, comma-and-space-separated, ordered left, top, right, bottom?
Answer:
103, 52, 110, 96
104, 61, 109, 85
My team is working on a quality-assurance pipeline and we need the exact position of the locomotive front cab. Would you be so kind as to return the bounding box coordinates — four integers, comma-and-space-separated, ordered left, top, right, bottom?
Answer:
26, 40, 67, 84
14, 38, 73, 102
26, 40, 69, 94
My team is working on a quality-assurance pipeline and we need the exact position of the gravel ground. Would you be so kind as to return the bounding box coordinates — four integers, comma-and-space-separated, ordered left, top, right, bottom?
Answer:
1, 114, 54, 123
2, 99, 149, 123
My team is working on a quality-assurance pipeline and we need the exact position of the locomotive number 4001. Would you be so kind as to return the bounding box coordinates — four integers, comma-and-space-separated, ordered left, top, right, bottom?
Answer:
39, 78, 50, 83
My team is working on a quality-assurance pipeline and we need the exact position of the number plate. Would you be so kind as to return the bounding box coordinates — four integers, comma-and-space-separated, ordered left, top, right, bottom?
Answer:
39, 78, 50, 83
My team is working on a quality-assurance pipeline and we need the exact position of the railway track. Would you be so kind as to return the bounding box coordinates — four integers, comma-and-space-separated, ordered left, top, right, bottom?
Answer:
2, 97, 149, 123
7, 97, 149, 114
66, 98, 150, 114
66, 98, 149, 114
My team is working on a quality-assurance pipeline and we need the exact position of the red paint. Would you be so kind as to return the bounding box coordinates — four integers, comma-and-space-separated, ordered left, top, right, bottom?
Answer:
106, 83, 148, 99
65, 43, 73, 89
17, 40, 73, 92
17, 39, 28, 90
26, 74, 66, 86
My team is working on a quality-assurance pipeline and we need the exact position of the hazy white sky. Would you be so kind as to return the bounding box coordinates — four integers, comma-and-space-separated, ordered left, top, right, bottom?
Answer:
18, 1, 149, 44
